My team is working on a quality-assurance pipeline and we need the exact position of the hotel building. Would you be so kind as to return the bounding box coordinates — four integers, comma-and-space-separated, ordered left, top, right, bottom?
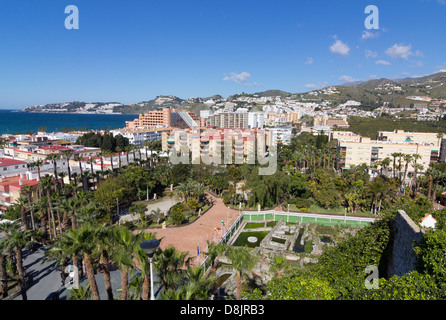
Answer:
337, 136, 434, 173
162, 128, 273, 164
125, 108, 200, 129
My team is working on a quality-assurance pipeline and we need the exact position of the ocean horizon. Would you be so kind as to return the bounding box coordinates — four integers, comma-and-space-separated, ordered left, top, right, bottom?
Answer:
0, 109, 137, 135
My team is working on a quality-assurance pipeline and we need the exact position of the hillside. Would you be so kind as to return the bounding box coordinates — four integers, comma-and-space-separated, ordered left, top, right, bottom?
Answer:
302, 72, 446, 108
18, 72, 446, 115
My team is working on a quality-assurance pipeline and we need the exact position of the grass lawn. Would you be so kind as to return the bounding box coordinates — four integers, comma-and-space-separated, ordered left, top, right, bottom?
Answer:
288, 203, 375, 218
308, 204, 345, 215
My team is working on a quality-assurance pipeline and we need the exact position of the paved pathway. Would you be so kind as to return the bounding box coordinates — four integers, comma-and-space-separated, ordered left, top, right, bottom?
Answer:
120, 195, 181, 223
14, 249, 62, 300
143, 194, 241, 266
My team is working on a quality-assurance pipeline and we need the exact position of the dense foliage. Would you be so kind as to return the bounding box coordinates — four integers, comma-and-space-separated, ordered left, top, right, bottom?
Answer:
75, 132, 129, 152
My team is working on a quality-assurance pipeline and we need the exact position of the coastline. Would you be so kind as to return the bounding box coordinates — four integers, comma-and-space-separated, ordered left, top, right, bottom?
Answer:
13, 110, 139, 116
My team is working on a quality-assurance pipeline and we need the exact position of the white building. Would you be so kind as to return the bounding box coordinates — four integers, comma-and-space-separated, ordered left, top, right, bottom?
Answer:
0, 158, 29, 178
248, 112, 265, 129
420, 213, 437, 229
268, 127, 293, 146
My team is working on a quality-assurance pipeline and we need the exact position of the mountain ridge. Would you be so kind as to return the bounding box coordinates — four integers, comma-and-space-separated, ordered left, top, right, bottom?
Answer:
17, 72, 446, 115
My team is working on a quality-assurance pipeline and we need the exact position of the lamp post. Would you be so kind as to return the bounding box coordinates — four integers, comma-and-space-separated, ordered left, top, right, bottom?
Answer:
140, 239, 160, 300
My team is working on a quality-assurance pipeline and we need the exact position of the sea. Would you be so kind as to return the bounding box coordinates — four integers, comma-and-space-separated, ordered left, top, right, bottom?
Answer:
0, 109, 137, 134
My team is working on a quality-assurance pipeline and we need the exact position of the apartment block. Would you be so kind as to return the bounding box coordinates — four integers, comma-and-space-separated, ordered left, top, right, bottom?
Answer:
162, 128, 270, 164
377, 130, 444, 162
337, 136, 433, 172
205, 112, 248, 129
0, 174, 39, 214
125, 108, 200, 129
314, 116, 349, 128
111, 127, 173, 146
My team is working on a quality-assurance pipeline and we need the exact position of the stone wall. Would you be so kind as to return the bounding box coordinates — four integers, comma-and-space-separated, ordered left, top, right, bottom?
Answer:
387, 210, 425, 278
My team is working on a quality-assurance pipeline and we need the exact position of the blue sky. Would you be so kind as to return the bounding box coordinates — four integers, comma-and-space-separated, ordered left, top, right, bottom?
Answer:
0, 0, 445, 109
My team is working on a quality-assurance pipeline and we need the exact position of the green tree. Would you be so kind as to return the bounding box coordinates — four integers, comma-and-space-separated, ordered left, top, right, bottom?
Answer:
414, 229, 446, 283
226, 246, 258, 300
153, 246, 194, 294
4, 229, 33, 300
58, 224, 101, 300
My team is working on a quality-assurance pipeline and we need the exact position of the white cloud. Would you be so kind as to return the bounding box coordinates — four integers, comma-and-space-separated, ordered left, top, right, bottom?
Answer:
223, 72, 252, 84
222, 72, 262, 87
330, 40, 350, 56
369, 75, 377, 79
339, 75, 359, 83
365, 50, 378, 59
437, 69, 446, 73
375, 60, 391, 65
385, 44, 413, 60
305, 57, 313, 65
361, 30, 378, 40
305, 82, 328, 90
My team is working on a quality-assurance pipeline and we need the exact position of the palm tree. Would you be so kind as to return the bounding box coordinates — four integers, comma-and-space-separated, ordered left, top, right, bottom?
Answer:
86, 157, 95, 174
21, 185, 36, 231
4, 229, 33, 300
402, 154, 413, 189
94, 223, 114, 300
66, 196, 82, 230
380, 157, 392, 177
431, 169, 445, 204
152, 246, 193, 295
202, 240, 226, 275
391, 152, 402, 180
226, 246, 258, 300
58, 172, 67, 187
44, 241, 70, 286
75, 155, 85, 191
410, 154, 422, 195
69, 284, 92, 300
33, 197, 49, 238
268, 254, 289, 278
111, 226, 140, 300
176, 182, 190, 203
30, 159, 44, 197
426, 167, 435, 200
14, 197, 29, 229
71, 172, 79, 188
40, 175, 57, 239
59, 224, 101, 300
0, 239, 8, 298
62, 150, 74, 183
97, 151, 106, 173
116, 147, 123, 170
150, 208, 164, 225
143, 141, 150, 167
124, 146, 131, 166
46, 154, 61, 192
161, 265, 216, 300
105, 150, 114, 172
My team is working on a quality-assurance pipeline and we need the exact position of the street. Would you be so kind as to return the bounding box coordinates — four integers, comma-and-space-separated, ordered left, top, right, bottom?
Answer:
13, 249, 63, 300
